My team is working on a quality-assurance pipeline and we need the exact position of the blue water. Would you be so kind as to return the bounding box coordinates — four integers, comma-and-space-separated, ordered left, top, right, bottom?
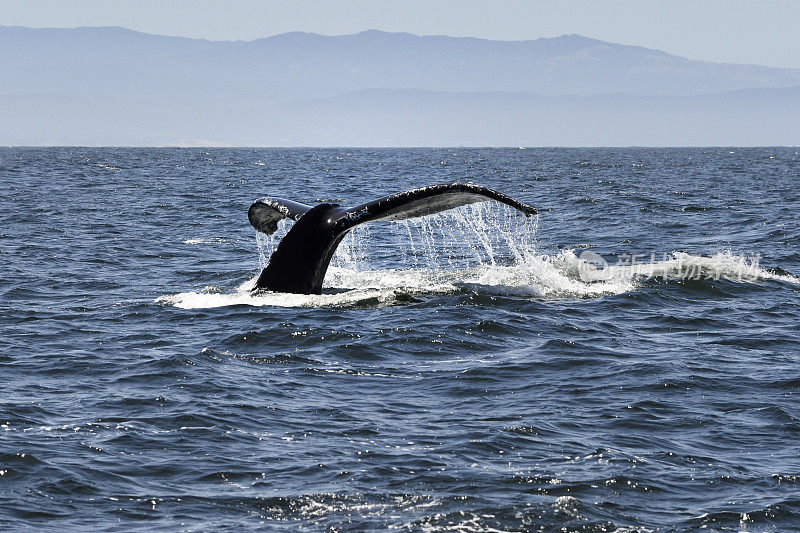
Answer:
1, 147, 799, 531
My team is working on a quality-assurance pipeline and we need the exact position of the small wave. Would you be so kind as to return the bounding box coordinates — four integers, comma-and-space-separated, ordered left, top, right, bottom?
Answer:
586, 250, 799, 285
182, 237, 229, 245
157, 248, 797, 309
156, 273, 450, 309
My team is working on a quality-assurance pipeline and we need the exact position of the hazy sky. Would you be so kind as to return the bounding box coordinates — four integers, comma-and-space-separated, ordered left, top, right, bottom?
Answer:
2, 0, 799, 68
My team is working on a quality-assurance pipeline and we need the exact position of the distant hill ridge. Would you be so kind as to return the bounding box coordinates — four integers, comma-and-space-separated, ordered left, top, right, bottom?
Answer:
2, 26, 800, 99
1, 26, 798, 146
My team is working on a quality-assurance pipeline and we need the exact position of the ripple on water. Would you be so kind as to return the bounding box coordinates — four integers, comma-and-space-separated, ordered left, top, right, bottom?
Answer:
3, 147, 800, 531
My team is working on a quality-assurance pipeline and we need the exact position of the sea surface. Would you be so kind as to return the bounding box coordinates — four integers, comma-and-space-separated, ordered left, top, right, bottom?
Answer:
1, 147, 799, 531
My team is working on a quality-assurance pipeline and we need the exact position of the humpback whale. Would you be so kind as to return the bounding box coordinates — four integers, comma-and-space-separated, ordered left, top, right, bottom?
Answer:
248, 183, 537, 295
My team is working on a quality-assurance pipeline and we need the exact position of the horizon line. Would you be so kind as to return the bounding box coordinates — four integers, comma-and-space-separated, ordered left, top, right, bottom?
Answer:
2, 145, 798, 149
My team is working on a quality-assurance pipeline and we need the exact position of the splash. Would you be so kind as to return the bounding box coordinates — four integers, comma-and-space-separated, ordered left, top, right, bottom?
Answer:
577, 250, 799, 285
332, 203, 539, 272
158, 205, 797, 309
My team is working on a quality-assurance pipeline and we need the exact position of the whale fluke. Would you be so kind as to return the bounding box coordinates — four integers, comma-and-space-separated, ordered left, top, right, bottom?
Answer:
247, 197, 312, 235
248, 183, 536, 294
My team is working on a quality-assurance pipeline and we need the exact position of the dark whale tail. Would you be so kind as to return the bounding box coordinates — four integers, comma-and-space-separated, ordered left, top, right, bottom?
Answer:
248, 183, 537, 294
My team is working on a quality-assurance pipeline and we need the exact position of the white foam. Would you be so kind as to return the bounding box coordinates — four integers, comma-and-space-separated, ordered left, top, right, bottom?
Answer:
182, 237, 229, 245
581, 250, 799, 285
158, 206, 797, 309
156, 274, 421, 309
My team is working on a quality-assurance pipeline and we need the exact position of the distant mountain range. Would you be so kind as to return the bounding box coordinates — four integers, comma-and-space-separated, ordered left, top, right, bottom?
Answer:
1, 26, 798, 146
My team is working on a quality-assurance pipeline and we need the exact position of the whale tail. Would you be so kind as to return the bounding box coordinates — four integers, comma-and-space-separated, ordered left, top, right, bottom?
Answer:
248, 183, 537, 294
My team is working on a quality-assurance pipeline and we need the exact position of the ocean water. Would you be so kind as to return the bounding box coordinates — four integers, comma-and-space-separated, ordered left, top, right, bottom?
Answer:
1, 147, 799, 531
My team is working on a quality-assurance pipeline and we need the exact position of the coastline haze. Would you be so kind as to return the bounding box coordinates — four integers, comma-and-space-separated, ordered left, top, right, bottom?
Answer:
1, 26, 798, 146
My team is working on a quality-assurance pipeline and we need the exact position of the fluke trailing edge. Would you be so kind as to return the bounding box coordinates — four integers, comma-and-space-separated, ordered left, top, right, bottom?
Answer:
248, 183, 537, 294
